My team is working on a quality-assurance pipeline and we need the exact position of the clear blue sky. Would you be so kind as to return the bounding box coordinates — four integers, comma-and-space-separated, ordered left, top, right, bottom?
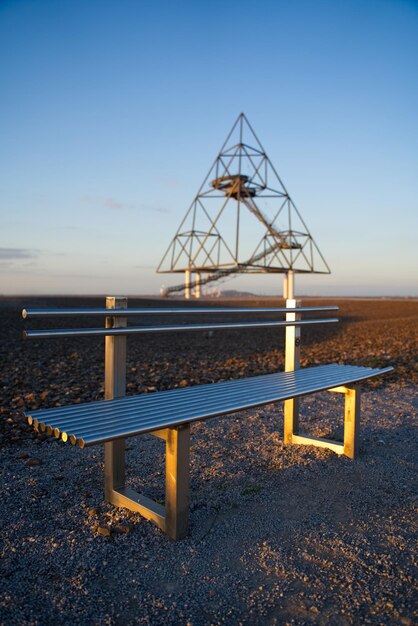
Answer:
1, 0, 417, 296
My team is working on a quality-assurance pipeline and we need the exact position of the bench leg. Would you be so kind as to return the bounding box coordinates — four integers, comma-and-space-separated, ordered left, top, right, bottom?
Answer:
104, 438, 126, 495
287, 384, 361, 459
103, 425, 191, 540
343, 385, 361, 459
165, 425, 190, 540
284, 397, 300, 444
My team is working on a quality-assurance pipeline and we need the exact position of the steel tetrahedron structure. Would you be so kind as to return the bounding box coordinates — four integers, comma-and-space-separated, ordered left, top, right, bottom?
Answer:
157, 113, 330, 296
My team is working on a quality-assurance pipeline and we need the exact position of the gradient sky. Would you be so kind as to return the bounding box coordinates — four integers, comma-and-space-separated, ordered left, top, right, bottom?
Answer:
1, 0, 417, 297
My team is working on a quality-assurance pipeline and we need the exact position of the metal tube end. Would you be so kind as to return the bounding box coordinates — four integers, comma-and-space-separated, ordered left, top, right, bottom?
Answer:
61, 432, 68, 442
77, 438, 85, 449
33, 419, 39, 430
46, 425, 53, 435
69, 434, 77, 445
53, 428, 60, 439
27, 416, 33, 426
39, 422, 46, 432
22, 309, 28, 319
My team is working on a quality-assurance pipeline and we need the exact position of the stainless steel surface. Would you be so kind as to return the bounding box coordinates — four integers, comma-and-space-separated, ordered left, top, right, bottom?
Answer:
62, 370, 362, 444
104, 296, 127, 500
76, 366, 393, 447
343, 386, 361, 459
22, 317, 339, 339
46, 371, 342, 437
39, 365, 359, 435
33, 365, 363, 432
25, 365, 394, 448
284, 298, 301, 442
165, 426, 190, 540
22, 305, 339, 318
60, 367, 383, 443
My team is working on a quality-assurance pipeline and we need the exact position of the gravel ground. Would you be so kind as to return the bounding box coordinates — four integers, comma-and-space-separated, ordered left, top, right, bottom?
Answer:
0, 296, 417, 625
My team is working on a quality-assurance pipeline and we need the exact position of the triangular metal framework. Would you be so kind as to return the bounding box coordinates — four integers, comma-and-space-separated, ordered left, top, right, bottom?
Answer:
157, 113, 330, 292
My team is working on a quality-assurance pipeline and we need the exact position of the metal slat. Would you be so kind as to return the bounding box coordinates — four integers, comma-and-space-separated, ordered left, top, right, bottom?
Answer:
22, 305, 339, 318
29, 363, 349, 422
23, 318, 338, 339
69, 366, 392, 445
29, 365, 354, 428
25, 365, 393, 446
57, 367, 349, 439
31, 365, 377, 434
54, 372, 357, 425
36, 366, 345, 435
77, 366, 393, 447
66, 374, 352, 444
43, 368, 349, 435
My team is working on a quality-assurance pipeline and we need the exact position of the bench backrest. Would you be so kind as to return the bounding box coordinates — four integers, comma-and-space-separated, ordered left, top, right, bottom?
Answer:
22, 296, 339, 401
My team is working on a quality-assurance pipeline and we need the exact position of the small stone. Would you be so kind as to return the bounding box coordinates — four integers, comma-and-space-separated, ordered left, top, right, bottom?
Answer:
88, 507, 98, 516
113, 523, 133, 534
16, 452, 30, 460
25, 458, 42, 466
96, 526, 111, 537
179, 379, 188, 387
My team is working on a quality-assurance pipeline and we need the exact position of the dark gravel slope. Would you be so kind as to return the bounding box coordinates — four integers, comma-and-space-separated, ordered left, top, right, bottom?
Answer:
0, 297, 417, 625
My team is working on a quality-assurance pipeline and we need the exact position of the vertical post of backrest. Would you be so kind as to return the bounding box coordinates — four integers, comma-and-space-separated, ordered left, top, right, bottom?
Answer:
104, 296, 128, 498
343, 385, 360, 459
285, 297, 301, 372
283, 297, 301, 444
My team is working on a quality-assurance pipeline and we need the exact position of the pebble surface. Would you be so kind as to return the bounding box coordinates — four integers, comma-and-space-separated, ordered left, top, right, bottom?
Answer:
0, 296, 417, 625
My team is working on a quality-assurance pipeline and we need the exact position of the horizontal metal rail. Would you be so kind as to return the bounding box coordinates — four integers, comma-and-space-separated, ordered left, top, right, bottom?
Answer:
22, 305, 339, 318
23, 318, 338, 339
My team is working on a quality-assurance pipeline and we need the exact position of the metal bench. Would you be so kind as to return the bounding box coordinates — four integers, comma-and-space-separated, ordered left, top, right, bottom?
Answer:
22, 296, 393, 539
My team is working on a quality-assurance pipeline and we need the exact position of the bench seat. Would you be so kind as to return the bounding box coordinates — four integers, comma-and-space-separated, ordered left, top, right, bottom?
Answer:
27, 363, 392, 449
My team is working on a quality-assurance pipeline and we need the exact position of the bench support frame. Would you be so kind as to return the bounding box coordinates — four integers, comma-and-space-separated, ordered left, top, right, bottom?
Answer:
285, 384, 361, 459
103, 296, 190, 539
105, 426, 190, 540
282, 297, 361, 459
